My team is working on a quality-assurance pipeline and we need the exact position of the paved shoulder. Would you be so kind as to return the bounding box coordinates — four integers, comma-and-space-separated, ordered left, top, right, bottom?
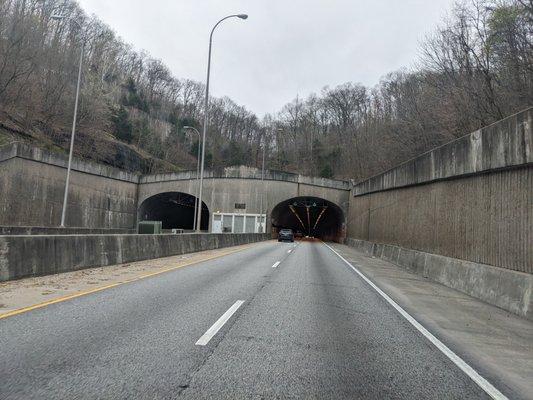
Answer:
329, 241, 533, 400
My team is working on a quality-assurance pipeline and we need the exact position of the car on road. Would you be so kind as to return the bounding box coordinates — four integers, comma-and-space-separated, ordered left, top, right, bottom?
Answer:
294, 230, 303, 238
278, 228, 294, 242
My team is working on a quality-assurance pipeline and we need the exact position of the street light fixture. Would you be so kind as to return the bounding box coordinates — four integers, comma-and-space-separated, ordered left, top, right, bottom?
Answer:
196, 13, 248, 233
183, 126, 202, 231
51, 14, 84, 227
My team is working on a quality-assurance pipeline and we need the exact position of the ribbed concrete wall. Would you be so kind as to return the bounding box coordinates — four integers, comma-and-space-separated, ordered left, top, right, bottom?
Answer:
348, 167, 532, 273
348, 108, 533, 274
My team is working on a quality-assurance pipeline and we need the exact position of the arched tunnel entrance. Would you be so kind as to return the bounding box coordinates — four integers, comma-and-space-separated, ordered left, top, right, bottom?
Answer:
139, 192, 209, 231
271, 196, 345, 242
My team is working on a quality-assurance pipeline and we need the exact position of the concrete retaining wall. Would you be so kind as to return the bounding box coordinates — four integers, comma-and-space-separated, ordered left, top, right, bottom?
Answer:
0, 144, 138, 228
0, 233, 270, 281
348, 108, 533, 274
345, 238, 533, 321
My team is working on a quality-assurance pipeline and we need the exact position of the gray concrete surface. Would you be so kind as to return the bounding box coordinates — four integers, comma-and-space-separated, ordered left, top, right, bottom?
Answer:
0, 241, 503, 399
347, 166, 532, 274
345, 238, 533, 320
0, 233, 269, 281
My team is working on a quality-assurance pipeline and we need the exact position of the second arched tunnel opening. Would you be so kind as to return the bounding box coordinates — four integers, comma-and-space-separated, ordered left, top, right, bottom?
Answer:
271, 196, 345, 242
138, 192, 209, 231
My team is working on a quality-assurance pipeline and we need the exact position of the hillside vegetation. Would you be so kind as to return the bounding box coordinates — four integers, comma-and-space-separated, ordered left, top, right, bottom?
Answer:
0, 0, 531, 180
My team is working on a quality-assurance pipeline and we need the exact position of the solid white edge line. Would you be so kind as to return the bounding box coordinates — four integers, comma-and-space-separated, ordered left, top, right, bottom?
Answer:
322, 242, 508, 400
195, 300, 245, 346
272, 261, 281, 268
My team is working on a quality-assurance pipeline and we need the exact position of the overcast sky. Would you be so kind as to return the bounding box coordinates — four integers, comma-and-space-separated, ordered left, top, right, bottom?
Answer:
77, 0, 455, 116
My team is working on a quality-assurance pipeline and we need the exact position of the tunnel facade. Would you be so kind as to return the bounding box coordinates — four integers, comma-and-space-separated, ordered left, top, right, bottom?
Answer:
271, 196, 345, 242
137, 168, 351, 237
138, 192, 209, 231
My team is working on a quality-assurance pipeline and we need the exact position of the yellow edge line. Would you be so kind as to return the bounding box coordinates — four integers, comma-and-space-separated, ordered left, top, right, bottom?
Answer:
0, 243, 258, 321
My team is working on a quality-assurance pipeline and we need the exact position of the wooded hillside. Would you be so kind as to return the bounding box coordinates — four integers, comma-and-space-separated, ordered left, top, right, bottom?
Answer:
1, 0, 531, 180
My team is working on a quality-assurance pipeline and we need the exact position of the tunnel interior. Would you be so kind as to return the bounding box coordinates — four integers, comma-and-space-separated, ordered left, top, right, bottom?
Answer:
271, 196, 344, 242
139, 192, 209, 231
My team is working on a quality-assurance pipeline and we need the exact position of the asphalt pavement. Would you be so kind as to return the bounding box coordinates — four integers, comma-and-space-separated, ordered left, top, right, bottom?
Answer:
0, 240, 497, 399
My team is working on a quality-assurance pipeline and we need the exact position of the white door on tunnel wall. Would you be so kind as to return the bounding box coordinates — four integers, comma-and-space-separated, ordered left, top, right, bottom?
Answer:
245, 216, 256, 233
212, 214, 222, 233
256, 215, 266, 233
234, 215, 245, 233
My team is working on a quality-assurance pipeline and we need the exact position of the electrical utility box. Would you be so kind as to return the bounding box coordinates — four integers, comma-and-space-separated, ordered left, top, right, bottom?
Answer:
138, 221, 162, 234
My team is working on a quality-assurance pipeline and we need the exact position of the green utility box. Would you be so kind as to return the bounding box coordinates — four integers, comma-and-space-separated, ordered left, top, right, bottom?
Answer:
138, 220, 163, 234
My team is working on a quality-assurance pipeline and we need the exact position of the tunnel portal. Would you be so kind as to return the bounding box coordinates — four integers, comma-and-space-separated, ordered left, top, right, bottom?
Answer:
138, 192, 209, 231
271, 196, 344, 242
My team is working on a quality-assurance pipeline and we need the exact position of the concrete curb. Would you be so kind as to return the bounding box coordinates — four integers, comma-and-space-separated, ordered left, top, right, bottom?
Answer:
345, 238, 533, 321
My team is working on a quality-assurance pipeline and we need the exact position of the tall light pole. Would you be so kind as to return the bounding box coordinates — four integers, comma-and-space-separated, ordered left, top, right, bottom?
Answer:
52, 14, 84, 227
183, 126, 201, 231
197, 13, 248, 233
258, 138, 266, 233
259, 128, 282, 233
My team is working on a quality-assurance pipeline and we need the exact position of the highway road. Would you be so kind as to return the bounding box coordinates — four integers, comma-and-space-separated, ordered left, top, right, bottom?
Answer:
0, 240, 500, 399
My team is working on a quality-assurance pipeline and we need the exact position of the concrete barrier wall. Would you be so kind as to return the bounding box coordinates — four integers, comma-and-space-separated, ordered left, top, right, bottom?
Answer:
345, 238, 533, 321
0, 233, 270, 282
348, 108, 533, 274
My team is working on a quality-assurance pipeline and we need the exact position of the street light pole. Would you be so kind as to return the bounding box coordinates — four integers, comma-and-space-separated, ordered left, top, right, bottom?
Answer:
52, 15, 84, 228
258, 128, 282, 233
184, 126, 201, 231
196, 13, 248, 233
259, 139, 266, 233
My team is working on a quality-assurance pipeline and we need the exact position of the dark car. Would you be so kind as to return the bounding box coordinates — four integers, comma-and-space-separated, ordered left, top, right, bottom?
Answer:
294, 230, 303, 238
278, 228, 294, 242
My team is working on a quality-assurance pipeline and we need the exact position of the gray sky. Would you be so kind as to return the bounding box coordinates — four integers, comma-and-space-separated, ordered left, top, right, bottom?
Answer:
78, 0, 455, 116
